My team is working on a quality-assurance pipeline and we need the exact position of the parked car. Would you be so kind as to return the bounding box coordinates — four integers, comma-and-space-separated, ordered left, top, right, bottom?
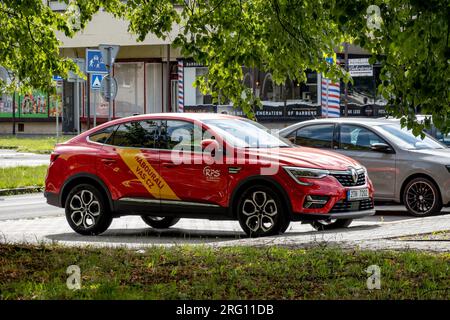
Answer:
380, 115, 450, 147
45, 113, 375, 237
279, 118, 450, 216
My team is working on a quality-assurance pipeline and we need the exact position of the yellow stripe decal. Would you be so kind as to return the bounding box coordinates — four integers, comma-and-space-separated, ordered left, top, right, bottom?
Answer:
116, 148, 180, 200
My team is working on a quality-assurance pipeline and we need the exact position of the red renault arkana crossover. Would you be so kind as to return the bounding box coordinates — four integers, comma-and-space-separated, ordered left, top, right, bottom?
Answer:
45, 113, 375, 237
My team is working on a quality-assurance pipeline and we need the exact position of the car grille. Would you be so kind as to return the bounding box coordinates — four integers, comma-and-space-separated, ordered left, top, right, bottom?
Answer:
331, 172, 366, 187
330, 198, 374, 213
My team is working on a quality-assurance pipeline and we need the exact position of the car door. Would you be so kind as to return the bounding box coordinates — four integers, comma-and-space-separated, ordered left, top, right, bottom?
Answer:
96, 120, 161, 211
335, 124, 397, 200
289, 123, 336, 150
158, 119, 228, 210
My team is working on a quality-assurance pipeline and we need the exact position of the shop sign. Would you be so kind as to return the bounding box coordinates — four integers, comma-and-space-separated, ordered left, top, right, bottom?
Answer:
348, 58, 373, 77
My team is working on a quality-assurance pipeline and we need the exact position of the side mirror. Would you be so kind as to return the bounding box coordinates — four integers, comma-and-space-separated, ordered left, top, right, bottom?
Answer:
370, 143, 393, 153
201, 139, 220, 157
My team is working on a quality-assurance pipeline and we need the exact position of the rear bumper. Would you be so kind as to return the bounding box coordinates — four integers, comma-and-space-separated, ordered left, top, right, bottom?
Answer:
44, 191, 61, 207
290, 209, 376, 221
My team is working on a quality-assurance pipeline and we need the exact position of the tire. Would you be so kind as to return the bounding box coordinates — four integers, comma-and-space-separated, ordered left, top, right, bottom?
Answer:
403, 177, 442, 217
237, 185, 290, 237
311, 219, 353, 231
141, 216, 180, 229
65, 184, 113, 235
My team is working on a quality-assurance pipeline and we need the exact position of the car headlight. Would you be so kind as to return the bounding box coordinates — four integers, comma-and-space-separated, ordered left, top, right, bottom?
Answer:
283, 166, 330, 186
446, 165, 450, 173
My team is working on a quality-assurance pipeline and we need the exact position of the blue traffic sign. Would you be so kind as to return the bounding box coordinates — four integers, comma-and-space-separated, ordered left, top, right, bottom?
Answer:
86, 49, 107, 74
91, 74, 104, 90
52, 75, 63, 81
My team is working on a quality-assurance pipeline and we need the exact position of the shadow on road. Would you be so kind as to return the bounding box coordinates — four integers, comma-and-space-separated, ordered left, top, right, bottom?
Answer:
45, 223, 381, 245
46, 227, 246, 245
285, 223, 381, 237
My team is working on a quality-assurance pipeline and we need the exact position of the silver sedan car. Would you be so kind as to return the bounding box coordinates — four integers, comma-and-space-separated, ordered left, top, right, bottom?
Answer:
279, 118, 450, 216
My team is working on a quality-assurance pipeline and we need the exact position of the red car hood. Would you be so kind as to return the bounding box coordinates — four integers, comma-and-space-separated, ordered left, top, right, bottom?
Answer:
244, 147, 361, 171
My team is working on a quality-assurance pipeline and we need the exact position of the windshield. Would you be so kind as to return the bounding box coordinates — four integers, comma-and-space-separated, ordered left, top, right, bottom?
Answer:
203, 118, 291, 148
433, 129, 450, 147
377, 124, 446, 150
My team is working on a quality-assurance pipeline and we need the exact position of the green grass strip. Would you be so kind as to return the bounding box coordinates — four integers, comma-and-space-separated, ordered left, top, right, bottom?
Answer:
0, 136, 71, 154
0, 165, 48, 189
0, 244, 449, 300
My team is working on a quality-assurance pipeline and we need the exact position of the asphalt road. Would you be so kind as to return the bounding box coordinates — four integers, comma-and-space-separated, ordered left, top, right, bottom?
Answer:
1, 193, 449, 250
0, 192, 441, 222
0, 193, 62, 220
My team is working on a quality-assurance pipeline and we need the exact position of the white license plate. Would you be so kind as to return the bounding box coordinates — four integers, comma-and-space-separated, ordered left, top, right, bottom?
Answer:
347, 188, 369, 200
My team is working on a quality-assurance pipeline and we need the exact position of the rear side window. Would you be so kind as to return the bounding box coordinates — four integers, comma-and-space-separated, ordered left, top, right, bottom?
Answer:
285, 131, 297, 144
111, 120, 159, 148
159, 120, 202, 151
296, 124, 334, 148
89, 126, 116, 144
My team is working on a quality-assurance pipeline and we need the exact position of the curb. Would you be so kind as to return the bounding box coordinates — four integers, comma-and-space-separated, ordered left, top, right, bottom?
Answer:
0, 186, 44, 196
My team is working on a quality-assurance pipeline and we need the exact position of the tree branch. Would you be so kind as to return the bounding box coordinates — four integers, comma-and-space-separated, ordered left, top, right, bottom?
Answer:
270, 0, 306, 46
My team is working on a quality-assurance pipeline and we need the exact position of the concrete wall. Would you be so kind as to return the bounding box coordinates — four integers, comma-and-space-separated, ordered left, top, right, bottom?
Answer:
0, 122, 62, 135
60, 45, 182, 61
56, 11, 181, 48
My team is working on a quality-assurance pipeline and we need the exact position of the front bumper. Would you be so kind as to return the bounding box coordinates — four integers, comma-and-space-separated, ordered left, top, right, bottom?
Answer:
291, 209, 376, 221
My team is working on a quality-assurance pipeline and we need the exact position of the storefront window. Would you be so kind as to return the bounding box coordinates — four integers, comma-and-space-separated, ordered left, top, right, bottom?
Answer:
19, 90, 49, 117
195, 67, 212, 104
49, 85, 63, 117
338, 56, 386, 106
243, 72, 253, 89
346, 76, 375, 105
89, 89, 109, 119
257, 71, 317, 104
114, 62, 145, 117
261, 73, 272, 100
146, 63, 163, 113
0, 67, 13, 117
0, 91, 13, 118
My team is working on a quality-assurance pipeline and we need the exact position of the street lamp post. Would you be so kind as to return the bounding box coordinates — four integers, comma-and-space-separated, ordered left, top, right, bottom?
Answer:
12, 91, 15, 135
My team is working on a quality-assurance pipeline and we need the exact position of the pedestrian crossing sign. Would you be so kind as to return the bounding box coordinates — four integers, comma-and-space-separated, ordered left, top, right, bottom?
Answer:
91, 74, 103, 90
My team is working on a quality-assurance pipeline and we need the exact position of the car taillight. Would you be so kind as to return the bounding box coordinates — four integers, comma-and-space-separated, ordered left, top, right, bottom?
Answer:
50, 152, 60, 163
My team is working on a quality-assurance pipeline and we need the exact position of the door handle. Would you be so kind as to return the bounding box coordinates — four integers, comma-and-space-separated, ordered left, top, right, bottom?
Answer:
162, 162, 177, 168
101, 158, 116, 164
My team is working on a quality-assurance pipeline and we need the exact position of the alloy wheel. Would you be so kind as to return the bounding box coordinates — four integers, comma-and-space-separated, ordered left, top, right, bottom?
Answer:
69, 190, 101, 229
405, 181, 436, 215
242, 191, 278, 233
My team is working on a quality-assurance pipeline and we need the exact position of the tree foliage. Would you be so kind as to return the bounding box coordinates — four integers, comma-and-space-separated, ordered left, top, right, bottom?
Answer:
0, 0, 449, 133
0, 0, 123, 93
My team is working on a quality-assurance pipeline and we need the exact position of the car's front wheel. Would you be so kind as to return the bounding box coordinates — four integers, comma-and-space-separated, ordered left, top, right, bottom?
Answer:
237, 185, 290, 237
403, 177, 442, 217
310, 218, 353, 231
141, 216, 180, 229
65, 184, 112, 235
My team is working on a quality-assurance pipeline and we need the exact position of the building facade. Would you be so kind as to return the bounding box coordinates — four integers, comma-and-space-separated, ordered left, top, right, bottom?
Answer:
0, 2, 387, 134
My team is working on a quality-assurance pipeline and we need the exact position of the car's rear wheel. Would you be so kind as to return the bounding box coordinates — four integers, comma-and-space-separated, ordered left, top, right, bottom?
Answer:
403, 177, 442, 217
311, 218, 353, 231
65, 184, 112, 235
237, 185, 290, 237
141, 216, 180, 228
